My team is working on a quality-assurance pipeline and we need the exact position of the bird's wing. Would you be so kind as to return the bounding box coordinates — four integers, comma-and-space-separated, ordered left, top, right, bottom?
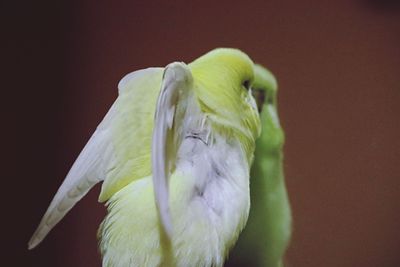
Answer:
152, 62, 193, 238
98, 67, 163, 201
28, 67, 164, 249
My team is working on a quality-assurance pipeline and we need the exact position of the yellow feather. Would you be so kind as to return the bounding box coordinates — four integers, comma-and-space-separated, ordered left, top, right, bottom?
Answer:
98, 68, 163, 202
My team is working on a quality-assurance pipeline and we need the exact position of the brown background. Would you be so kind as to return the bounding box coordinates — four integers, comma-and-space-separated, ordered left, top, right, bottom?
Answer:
5, 0, 400, 266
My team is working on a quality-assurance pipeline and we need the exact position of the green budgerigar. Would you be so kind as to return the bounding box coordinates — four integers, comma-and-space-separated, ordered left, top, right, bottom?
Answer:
28, 48, 264, 266
227, 65, 292, 267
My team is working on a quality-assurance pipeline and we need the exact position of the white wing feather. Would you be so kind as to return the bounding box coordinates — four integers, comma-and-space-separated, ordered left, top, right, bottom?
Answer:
28, 106, 115, 249
151, 62, 193, 238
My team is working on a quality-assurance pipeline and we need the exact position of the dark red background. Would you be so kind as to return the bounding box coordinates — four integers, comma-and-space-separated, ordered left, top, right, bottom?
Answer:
5, 0, 400, 266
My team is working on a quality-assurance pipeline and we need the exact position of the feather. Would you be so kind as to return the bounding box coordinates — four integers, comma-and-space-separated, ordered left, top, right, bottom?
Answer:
28, 111, 114, 249
151, 62, 193, 238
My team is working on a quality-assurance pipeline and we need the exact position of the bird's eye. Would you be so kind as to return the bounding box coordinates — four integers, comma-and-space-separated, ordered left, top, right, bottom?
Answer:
242, 80, 250, 91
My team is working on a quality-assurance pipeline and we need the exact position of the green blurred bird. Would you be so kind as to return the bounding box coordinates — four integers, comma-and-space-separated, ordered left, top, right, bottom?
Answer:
28, 48, 266, 266
227, 65, 292, 267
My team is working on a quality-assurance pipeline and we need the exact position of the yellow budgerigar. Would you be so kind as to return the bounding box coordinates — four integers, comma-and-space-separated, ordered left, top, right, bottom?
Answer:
28, 48, 262, 266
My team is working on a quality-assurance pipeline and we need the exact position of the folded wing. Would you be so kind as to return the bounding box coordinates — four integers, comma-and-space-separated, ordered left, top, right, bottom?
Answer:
152, 62, 193, 238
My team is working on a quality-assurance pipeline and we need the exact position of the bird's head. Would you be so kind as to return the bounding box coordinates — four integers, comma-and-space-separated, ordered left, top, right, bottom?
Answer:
189, 48, 261, 161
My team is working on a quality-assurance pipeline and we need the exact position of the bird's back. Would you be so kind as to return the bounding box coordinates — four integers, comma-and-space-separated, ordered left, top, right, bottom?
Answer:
99, 130, 251, 267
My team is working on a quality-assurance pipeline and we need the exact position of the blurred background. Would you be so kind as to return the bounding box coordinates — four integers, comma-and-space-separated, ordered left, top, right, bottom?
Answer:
4, 0, 400, 266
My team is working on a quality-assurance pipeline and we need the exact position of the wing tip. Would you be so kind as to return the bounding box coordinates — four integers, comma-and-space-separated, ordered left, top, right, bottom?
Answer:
28, 217, 51, 250
27, 241, 36, 250
27, 233, 41, 250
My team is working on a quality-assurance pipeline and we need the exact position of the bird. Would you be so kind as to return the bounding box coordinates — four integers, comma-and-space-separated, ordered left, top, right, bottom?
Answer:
226, 64, 292, 267
28, 48, 263, 267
